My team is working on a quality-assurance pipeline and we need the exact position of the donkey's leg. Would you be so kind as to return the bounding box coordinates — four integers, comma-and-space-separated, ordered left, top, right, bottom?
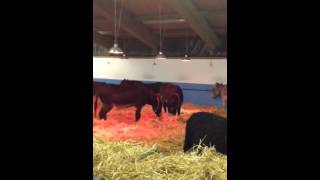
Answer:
94, 95, 102, 119
177, 103, 182, 115
163, 103, 167, 113
99, 103, 113, 120
135, 105, 143, 121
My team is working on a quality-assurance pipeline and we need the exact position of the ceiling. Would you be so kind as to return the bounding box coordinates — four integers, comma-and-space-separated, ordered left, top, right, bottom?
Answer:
93, 0, 227, 57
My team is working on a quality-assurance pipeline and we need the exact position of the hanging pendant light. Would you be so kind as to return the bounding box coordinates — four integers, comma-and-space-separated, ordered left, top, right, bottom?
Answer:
109, 0, 124, 57
182, 54, 191, 62
182, 29, 191, 62
109, 43, 124, 56
121, 53, 128, 59
155, 51, 166, 60
155, 2, 167, 60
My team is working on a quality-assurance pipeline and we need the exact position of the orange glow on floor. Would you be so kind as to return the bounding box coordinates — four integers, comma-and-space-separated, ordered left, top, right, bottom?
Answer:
94, 103, 226, 147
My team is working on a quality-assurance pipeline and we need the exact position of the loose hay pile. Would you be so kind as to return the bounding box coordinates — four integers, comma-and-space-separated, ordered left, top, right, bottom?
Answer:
93, 138, 227, 180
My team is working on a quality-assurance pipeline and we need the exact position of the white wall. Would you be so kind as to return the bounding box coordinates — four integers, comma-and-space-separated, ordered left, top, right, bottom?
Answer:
93, 57, 227, 84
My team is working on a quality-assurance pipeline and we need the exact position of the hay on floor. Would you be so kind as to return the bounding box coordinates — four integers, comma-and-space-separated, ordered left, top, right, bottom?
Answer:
93, 104, 226, 153
93, 138, 227, 180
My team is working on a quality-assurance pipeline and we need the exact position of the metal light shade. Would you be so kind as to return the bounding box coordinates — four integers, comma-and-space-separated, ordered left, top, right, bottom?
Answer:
181, 54, 191, 62
121, 53, 128, 59
155, 51, 167, 60
108, 43, 124, 56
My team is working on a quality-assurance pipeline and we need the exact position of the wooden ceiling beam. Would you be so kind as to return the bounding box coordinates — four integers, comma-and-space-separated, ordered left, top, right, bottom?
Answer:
94, 0, 158, 50
137, 10, 226, 23
166, 0, 221, 49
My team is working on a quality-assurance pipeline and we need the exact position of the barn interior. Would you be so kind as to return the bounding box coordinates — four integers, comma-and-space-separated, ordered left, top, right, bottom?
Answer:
93, 0, 227, 179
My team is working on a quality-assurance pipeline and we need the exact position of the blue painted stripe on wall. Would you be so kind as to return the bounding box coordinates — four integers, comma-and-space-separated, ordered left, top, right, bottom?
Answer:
93, 78, 223, 106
